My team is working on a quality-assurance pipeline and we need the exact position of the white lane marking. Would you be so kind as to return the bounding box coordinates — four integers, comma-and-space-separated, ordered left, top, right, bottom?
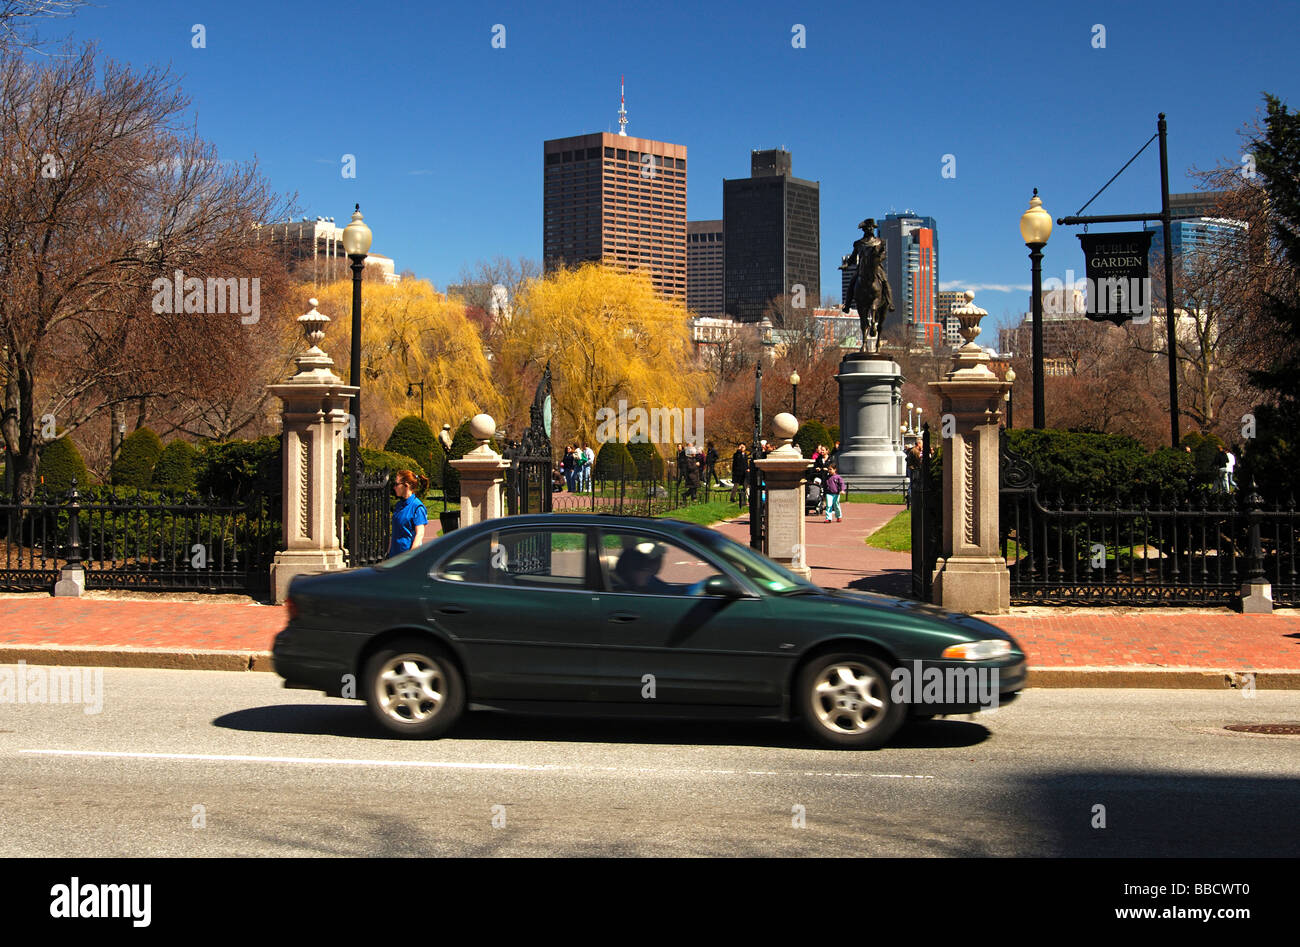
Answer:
19, 749, 934, 779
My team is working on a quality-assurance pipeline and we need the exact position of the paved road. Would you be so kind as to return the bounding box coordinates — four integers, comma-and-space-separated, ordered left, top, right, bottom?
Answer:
3, 669, 1296, 856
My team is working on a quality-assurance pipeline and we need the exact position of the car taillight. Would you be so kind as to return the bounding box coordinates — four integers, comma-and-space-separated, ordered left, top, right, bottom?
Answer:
286, 597, 299, 621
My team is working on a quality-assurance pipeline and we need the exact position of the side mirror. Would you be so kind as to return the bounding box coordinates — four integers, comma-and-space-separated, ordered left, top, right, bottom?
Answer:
704, 575, 743, 599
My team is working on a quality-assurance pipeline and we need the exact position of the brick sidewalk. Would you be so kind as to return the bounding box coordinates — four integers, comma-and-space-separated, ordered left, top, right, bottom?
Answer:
0, 503, 1296, 674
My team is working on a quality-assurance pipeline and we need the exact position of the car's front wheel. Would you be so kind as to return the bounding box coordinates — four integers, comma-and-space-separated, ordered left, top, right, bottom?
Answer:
797, 653, 905, 749
363, 638, 465, 738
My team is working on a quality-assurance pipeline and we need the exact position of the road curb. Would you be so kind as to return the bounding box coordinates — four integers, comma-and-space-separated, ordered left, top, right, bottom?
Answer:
2, 646, 1300, 688
0, 645, 268, 672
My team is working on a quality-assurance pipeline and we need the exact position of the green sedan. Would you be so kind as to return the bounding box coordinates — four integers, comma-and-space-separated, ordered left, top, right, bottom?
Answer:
274, 514, 1026, 749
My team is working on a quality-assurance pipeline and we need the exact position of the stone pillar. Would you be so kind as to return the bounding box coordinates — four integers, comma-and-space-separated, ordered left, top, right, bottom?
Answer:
450, 414, 511, 528
836, 354, 907, 491
267, 299, 359, 604
755, 413, 813, 580
927, 293, 1011, 614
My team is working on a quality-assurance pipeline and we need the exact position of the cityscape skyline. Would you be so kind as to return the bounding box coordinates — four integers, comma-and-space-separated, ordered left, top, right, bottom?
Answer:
56, 0, 1300, 337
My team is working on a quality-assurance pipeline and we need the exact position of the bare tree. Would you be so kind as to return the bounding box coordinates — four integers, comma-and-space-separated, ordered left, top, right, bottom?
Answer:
0, 0, 85, 51
0, 44, 293, 500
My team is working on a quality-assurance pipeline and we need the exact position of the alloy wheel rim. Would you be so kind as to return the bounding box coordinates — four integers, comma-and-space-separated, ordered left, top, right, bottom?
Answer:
812, 662, 886, 734
378, 654, 445, 723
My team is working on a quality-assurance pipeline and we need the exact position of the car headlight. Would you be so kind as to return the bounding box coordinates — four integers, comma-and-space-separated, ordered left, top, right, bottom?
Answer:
942, 639, 1012, 661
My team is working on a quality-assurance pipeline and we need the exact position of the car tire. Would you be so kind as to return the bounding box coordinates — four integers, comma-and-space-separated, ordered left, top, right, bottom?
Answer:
363, 638, 465, 739
797, 653, 905, 749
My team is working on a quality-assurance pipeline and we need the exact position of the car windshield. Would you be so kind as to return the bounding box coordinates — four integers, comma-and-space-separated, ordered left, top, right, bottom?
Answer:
683, 526, 817, 595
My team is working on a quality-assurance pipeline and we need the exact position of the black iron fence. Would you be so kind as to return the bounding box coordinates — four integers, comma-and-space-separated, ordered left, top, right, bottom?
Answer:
999, 434, 1299, 607
550, 460, 742, 518
910, 425, 940, 601
340, 469, 393, 567
0, 483, 277, 594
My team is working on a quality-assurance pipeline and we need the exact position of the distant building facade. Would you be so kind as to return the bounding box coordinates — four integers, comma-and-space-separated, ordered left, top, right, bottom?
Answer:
264, 217, 400, 286
723, 149, 820, 324
543, 130, 688, 300
687, 219, 724, 316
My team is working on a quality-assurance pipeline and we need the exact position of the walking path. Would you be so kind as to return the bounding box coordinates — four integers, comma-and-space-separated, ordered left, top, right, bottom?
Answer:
0, 503, 1296, 685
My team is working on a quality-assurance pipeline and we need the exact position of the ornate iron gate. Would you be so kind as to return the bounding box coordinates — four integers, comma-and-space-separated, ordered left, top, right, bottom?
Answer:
506, 365, 553, 516
909, 424, 940, 601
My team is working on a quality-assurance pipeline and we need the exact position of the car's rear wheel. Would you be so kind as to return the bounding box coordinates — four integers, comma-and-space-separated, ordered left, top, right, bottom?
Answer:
363, 638, 465, 738
797, 653, 905, 749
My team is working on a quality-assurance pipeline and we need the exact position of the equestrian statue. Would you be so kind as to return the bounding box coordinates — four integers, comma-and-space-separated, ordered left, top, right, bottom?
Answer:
841, 218, 893, 351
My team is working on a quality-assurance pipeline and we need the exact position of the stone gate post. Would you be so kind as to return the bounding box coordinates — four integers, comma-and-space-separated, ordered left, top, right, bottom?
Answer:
267, 299, 358, 603
754, 413, 813, 580
927, 293, 1011, 614
450, 414, 511, 528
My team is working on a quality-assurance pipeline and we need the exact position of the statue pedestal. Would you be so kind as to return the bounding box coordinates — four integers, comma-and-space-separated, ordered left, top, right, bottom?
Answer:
836, 354, 906, 492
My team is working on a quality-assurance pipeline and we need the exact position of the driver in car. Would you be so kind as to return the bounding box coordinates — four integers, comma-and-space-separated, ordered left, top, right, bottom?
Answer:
614, 543, 674, 594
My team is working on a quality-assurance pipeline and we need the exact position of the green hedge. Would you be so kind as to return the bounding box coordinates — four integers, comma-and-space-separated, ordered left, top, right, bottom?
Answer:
37, 435, 90, 493
110, 428, 164, 488
794, 419, 832, 458
153, 440, 199, 493
195, 436, 281, 501
1006, 428, 1195, 501
384, 415, 446, 487
594, 441, 635, 480
627, 441, 665, 480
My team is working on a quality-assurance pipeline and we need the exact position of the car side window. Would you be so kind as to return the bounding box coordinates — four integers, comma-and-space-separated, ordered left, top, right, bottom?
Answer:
599, 530, 723, 596
436, 530, 588, 589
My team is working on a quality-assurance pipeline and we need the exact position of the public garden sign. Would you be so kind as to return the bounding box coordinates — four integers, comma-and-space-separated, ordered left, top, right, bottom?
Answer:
1077, 230, 1154, 326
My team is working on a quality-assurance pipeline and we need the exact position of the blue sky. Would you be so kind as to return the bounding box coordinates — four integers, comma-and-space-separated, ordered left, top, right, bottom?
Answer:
51, 0, 1300, 334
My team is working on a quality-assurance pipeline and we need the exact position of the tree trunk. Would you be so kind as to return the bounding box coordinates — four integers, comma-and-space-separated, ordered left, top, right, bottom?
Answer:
110, 402, 125, 461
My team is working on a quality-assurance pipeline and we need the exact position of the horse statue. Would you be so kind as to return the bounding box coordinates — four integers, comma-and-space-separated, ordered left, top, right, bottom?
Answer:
841, 218, 893, 351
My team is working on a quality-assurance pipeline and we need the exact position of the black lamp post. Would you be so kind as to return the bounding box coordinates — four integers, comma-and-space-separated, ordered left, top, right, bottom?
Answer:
341, 204, 372, 562
749, 357, 763, 551
406, 381, 425, 421
790, 370, 800, 417
1020, 189, 1052, 429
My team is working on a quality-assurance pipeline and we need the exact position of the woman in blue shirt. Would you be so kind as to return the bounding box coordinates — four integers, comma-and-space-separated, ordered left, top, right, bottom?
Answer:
387, 469, 430, 557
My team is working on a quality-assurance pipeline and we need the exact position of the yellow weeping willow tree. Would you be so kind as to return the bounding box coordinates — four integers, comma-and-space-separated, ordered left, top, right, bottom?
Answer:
498, 263, 708, 446
303, 278, 500, 445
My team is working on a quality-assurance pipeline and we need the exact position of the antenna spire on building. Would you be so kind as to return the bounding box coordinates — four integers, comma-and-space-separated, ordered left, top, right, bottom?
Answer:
618, 74, 628, 137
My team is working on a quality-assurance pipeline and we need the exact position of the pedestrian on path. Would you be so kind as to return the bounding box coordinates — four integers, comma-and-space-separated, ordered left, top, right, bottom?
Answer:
730, 444, 748, 502
388, 469, 430, 557
824, 464, 845, 522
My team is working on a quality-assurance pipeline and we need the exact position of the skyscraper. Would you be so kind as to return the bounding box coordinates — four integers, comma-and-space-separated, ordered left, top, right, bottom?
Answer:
542, 84, 687, 300
723, 149, 820, 324
687, 219, 724, 316
877, 212, 939, 345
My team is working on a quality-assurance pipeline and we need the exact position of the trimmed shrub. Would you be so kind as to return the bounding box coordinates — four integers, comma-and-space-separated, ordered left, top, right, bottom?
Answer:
195, 436, 282, 501
152, 440, 199, 493
36, 435, 91, 494
594, 440, 636, 480
1007, 428, 1195, 501
1180, 431, 1226, 489
443, 419, 499, 502
627, 440, 665, 480
109, 428, 164, 488
794, 419, 833, 458
385, 415, 446, 486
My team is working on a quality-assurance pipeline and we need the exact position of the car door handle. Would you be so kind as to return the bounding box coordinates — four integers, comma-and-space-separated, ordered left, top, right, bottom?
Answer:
438, 604, 468, 615
609, 612, 640, 623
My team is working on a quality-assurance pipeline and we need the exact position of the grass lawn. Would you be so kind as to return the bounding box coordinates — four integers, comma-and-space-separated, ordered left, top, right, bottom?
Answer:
843, 492, 905, 504
865, 509, 912, 552
658, 498, 745, 526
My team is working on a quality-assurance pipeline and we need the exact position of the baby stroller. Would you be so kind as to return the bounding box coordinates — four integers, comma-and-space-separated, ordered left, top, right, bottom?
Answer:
805, 476, 826, 516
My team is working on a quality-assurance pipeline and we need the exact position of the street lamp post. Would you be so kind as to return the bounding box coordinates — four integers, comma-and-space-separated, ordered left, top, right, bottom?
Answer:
1020, 189, 1052, 429
406, 381, 425, 421
1004, 367, 1016, 429
341, 204, 372, 563
790, 370, 800, 417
